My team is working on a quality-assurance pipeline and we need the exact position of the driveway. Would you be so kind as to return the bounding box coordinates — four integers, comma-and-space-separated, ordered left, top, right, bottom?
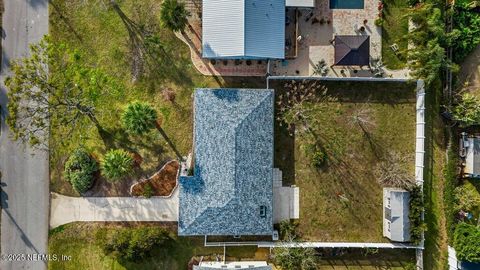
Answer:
0, 1, 49, 270
50, 188, 179, 228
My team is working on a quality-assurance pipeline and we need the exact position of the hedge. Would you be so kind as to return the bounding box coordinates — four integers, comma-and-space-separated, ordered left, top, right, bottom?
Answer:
453, 223, 480, 263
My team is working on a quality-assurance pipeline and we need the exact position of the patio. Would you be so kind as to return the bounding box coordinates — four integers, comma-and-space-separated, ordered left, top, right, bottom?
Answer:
272, 0, 384, 77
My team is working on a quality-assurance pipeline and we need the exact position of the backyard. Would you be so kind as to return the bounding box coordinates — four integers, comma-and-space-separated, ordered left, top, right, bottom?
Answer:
273, 80, 417, 242
49, 0, 263, 196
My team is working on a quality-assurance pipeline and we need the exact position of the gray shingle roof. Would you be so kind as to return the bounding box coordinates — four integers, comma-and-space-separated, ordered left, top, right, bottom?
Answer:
179, 89, 274, 236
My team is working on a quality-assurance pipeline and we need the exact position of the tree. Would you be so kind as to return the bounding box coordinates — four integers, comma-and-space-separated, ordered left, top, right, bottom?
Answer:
102, 227, 169, 262
122, 101, 158, 135
451, 93, 480, 127
454, 223, 480, 263
160, 0, 190, 33
101, 149, 134, 181
375, 152, 415, 189
5, 36, 118, 149
64, 148, 98, 194
122, 101, 183, 160
405, 4, 458, 86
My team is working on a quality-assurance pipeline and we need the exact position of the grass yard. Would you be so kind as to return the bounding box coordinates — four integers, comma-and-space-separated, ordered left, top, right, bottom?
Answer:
49, 0, 263, 196
381, 0, 409, 70
48, 223, 265, 270
273, 80, 417, 242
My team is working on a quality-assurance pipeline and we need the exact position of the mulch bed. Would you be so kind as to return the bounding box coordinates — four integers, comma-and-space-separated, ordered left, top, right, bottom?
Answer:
131, 160, 180, 197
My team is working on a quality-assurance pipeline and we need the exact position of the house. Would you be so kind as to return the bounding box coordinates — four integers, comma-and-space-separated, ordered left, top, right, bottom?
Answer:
460, 135, 480, 178
178, 88, 274, 236
383, 188, 411, 242
194, 261, 272, 269
202, 0, 285, 59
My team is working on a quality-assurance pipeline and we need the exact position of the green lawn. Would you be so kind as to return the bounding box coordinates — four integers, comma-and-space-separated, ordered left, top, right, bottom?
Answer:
382, 0, 409, 70
273, 80, 417, 242
48, 223, 264, 270
49, 0, 263, 196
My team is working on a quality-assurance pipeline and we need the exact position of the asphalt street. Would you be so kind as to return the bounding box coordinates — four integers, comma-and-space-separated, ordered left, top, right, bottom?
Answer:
0, 0, 49, 269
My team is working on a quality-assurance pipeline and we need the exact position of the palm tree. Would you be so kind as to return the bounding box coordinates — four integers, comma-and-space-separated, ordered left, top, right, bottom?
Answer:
160, 0, 190, 33
122, 101, 183, 160
101, 149, 134, 181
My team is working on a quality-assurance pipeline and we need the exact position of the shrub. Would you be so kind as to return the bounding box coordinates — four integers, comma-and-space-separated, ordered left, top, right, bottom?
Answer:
311, 150, 328, 168
64, 148, 98, 193
102, 227, 169, 262
101, 149, 134, 181
142, 183, 154, 198
451, 93, 480, 127
409, 185, 426, 245
122, 101, 158, 135
374, 18, 383, 26
453, 223, 480, 263
160, 0, 190, 32
406, 0, 419, 7
454, 183, 480, 213
279, 220, 299, 240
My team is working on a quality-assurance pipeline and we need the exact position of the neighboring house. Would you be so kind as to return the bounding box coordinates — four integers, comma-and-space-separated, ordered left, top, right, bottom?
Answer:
194, 261, 272, 269
448, 246, 480, 270
179, 88, 275, 236
202, 0, 285, 59
460, 135, 480, 178
383, 188, 411, 242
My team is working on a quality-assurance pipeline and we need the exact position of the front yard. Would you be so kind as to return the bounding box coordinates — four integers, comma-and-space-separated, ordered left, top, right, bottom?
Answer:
49, 0, 263, 196
273, 80, 417, 242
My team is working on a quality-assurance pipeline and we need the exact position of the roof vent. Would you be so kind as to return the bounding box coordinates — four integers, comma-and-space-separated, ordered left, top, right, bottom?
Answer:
260, 205, 267, 217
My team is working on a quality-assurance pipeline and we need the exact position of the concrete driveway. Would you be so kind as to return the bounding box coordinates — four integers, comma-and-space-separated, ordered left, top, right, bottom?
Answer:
50, 188, 179, 228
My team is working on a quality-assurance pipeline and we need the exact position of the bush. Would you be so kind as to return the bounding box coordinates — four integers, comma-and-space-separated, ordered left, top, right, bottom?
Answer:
451, 93, 480, 127
406, 0, 419, 7
142, 183, 154, 198
374, 18, 383, 27
409, 185, 426, 245
64, 148, 98, 193
101, 149, 134, 181
102, 227, 169, 262
454, 183, 480, 213
122, 101, 158, 135
304, 143, 328, 169
279, 220, 299, 240
453, 223, 480, 263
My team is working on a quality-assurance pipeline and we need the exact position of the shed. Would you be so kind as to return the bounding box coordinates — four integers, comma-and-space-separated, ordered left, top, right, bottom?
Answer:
383, 188, 411, 242
334, 35, 370, 66
202, 0, 285, 59
462, 137, 480, 178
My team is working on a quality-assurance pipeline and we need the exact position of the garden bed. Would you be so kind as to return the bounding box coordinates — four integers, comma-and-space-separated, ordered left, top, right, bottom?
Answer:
131, 160, 179, 197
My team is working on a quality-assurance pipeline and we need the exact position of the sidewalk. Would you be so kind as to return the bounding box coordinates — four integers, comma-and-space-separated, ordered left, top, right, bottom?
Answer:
49, 188, 179, 228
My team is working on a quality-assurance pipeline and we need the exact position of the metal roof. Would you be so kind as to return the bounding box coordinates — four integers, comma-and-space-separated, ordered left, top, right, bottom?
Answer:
178, 89, 274, 236
286, 0, 315, 7
202, 0, 285, 59
465, 137, 480, 176
334, 35, 370, 66
383, 188, 411, 242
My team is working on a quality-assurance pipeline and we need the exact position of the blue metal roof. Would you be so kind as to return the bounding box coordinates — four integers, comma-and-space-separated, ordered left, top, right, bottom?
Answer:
179, 89, 274, 236
202, 0, 285, 59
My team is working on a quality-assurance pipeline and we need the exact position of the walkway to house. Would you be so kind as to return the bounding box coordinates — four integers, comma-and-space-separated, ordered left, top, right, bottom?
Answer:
49, 188, 179, 228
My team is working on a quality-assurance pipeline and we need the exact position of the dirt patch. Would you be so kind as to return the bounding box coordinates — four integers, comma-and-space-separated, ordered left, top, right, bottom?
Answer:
131, 160, 179, 197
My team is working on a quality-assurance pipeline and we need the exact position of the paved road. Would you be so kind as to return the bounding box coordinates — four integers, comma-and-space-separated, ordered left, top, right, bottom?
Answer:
50, 190, 179, 228
0, 0, 49, 270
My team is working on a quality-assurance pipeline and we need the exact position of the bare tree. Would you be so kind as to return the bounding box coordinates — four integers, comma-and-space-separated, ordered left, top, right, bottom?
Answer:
375, 151, 415, 189
348, 105, 376, 134
277, 80, 336, 136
